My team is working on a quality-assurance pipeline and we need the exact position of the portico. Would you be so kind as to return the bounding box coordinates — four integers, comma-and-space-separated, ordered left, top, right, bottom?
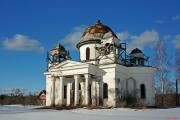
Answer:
45, 61, 99, 106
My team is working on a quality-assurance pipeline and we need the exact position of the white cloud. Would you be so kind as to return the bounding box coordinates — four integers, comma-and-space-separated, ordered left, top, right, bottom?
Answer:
116, 29, 159, 52
154, 20, 164, 24
172, 15, 180, 20
172, 34, 180, 49
163, 35, 171, 41
59, 26, 160, 53
59, 25, 86, 50
131, 29, 159, 47
2, 34, 44, 53
116, 31, 130, 42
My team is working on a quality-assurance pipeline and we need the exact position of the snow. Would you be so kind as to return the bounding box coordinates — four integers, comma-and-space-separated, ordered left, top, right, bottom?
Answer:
0, 105, 180, 120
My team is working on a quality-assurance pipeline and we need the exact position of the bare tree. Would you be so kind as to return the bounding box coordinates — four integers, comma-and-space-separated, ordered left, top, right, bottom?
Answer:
152, 40, 172, 106
175, 49, 180, 82
175, 48, 180, 105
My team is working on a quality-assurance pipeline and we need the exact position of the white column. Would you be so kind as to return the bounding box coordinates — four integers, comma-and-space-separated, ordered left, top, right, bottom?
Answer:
84, 74, 90, 105
92, 80, 96, 105
51, 77, 55, 106
67, 82, 71, 106
59, 76, 64, 105
74, 75, 80, 106
96, 81, 100, 106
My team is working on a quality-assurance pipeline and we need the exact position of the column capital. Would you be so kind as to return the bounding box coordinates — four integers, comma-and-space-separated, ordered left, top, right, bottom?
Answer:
84, 74, 91, 79
59, 76, 65, 81
74, 75, 80, 80
50, 76, 56, 81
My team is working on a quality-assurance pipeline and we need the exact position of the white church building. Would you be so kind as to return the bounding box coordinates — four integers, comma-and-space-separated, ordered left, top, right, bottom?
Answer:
44, 20, 156, 107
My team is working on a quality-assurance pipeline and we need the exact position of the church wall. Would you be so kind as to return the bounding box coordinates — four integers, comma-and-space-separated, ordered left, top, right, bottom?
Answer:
115, 65, 127, 100
126, 67, 156, 106
98, 65, 116, 107
114, 65, 156, 106
79, 43, 101, 62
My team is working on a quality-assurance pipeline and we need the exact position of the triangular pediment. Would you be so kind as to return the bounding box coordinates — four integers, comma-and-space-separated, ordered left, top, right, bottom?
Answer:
47, 60, 97, 76
53, 60, 89, 69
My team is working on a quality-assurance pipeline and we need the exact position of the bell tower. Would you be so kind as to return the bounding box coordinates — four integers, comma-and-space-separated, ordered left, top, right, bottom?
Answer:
46, 44, 71, 70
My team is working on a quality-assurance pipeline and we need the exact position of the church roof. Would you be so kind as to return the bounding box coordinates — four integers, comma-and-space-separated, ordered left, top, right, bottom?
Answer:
130, 48, 143, 54
51, 44, 66, 52
81, 20, 118, 41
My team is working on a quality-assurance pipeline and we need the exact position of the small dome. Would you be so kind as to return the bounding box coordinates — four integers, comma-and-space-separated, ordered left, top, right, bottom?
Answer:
130, 48, 143, 54
81, 20, 117, 41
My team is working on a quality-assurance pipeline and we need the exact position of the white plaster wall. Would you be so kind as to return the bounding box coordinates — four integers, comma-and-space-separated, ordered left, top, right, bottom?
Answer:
125, 67, 155, 106
115, 65, 127, 101
128, 67, 155, 105
98, 65, 116, 107
79, 43, 101, 61
114, 65, 156, 106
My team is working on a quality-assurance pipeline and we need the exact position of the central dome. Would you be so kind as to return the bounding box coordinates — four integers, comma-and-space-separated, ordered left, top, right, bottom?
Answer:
81, 20, 117, 41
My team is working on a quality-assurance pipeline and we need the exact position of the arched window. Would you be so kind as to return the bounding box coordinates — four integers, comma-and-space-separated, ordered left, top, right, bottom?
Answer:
64, 85, 67, 99
89, 84, 91, 100
103, 83, 108, 99
105, 43, 110, 54
140, 84, 146, 99
79, 83, 81, 90
86, 47, 90, 60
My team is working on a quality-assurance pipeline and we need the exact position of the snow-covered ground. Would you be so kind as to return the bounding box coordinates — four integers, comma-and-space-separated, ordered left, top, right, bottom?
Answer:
0, 105, 180, 120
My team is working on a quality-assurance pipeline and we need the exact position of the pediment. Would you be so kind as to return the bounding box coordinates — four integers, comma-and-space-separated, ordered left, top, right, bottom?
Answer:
46, 60, 98, 76
53, 60, 89, 69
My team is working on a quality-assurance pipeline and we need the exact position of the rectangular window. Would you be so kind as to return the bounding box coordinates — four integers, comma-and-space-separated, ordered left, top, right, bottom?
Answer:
64, 85, 67, 99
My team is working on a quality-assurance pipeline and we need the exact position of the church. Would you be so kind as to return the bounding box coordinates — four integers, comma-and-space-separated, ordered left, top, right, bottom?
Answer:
44, 20, 156, 107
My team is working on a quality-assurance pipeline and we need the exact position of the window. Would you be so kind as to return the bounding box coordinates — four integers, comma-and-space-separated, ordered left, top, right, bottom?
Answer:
89, 84, 91, 100
140, 84, 146, 99
103, 83, 108, 99
105, 43, 110, 54
79, 83, 81, 90
86, 47, 90, 60
64, 85, 67, 99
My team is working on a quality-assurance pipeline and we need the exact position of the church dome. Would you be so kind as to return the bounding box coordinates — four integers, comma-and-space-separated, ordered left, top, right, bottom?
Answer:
130, 48, 143, 54
81, 20, 118, 41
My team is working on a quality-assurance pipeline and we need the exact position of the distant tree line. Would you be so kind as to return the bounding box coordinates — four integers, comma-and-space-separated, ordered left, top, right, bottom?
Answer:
0, 88, 38, 105
155, 93, 180, 106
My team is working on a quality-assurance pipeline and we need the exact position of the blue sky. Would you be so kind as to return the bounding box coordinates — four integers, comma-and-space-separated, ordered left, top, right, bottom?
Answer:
0, 0, 180, 94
